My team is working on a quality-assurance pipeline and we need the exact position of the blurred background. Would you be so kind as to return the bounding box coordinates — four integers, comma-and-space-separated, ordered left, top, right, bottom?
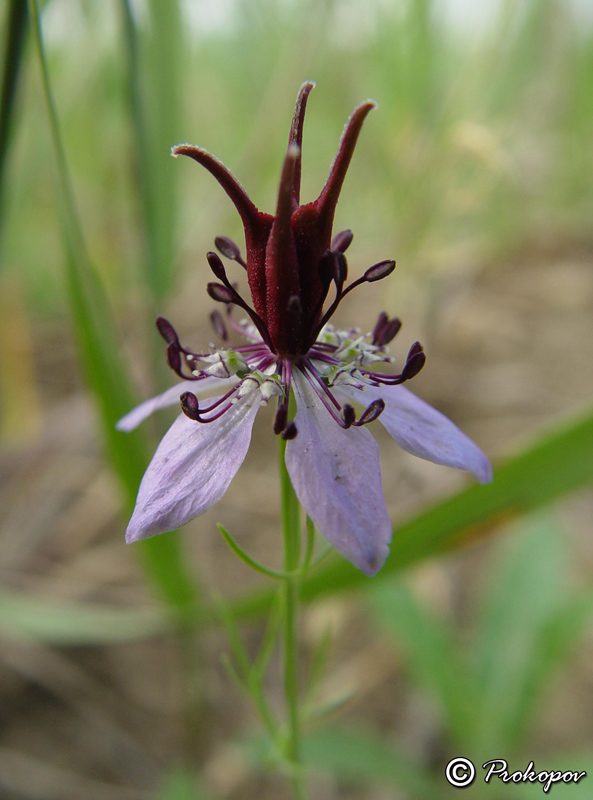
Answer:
1, 0, 593, 797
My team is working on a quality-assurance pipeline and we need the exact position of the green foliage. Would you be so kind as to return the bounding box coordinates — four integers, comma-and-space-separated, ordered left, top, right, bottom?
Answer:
0, 589, 168, 644
26, 0, 200, 619
368, 516, 593, 790
231, 404, 593, 618
303, 726, 444, 797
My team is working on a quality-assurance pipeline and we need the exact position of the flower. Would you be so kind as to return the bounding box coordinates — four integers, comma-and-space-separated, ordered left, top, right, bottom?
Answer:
118, 82, 492, 576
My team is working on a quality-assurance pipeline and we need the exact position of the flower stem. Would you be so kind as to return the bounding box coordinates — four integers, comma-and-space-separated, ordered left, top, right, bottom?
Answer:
278, 435, 307, 800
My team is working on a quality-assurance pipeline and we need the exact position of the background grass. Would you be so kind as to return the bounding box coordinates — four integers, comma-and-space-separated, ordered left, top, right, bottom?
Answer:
1, 1, 593, 798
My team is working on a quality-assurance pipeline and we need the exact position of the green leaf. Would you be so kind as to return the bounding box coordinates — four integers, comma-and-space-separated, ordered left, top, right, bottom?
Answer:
504, 755, 592, 800
156, 766, 216, 800
0, 590, 169, 645
0, 0, 28, 247
230, 404, 593, 620
28, 0, 199, 619
472, 518, 568, 754
303, 726, 444, 798
369, 578, 478, 745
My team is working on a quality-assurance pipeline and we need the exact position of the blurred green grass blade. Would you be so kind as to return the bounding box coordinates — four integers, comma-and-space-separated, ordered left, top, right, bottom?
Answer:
508, 755, 591, 800
0, 590, 169, 644
0, 0, 28, 244
473, 518, 568, 754
303, 727, 444, 798
119, 0, 181, 304
368, 579, 478, 745
156, 767, 216, 800
477, 564, 593, 756
230, 405, 593, 620
28, 0, 198, 616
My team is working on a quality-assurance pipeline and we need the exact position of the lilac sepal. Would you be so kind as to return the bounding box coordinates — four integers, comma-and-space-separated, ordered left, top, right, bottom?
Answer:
337, 384, 492, 484
286, 372, 391, 576
125, 392, 260, 542
116, 377, 234, 432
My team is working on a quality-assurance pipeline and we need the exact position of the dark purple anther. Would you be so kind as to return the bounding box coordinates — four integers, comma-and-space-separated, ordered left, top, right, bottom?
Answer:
273, 403, 288, 435
156, 316, 180, 346
372, 312, 388, 345
210, 310, 228, 341
381, 317, 402, 345
355, 398, 385, 426
166, 342, 182, 373
331, 229, 353, 253
341, 404, 356, 428
318, 250, 335, 288
281, 421, 298, 440
207, 251, 227, 281
334, 253, 348, 286
372, 312, 402, 347
363, 259, 396, 283
401, 342, 426, 381
180, 391, 200, 420
215, 235, 247, 268
207, 282, 236, 305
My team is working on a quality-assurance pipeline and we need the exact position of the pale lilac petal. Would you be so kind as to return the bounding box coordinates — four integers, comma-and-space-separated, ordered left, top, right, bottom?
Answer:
285, 372, 391, 576
125, 393, 260, 542
116, 377, 233, 432
337, 384, 492, 483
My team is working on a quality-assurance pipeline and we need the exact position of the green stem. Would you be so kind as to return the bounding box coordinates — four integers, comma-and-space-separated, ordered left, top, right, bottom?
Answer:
278, 435, 307, 800
0, 0, 28, 249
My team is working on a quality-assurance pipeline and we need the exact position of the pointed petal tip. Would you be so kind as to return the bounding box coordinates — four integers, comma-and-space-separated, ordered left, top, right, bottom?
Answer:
474, 453, 494, 484
359, 543, 390, 576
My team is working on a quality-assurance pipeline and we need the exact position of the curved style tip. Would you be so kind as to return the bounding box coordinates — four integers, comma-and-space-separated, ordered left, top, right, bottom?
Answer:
171, 143, 191, 157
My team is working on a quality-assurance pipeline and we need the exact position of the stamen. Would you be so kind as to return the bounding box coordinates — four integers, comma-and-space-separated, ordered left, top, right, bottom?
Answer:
354, 398, 385, 426
215, 236, 247, 269
206, 251, 227, 281
210, 310, 228, 341
208, 282, 235, 304
180, 391, 200, 420
372, 312, 401, 346
362, 342, 426, 385
341, 404, 356, 428
272, 357, 294, 435
274, 403, 288, 435
339, 259, 396, 301
331, 229, 353, 253
333, 252, 348, 287
208, 281, 274, 350
156, 316, 180, 346
166, 343, 182, 373
363, 259, 396, 283
400, 341, 426, 381
281, 421, 298, 440
318, 250, 335, 290
300, 360, 351, 428
301, 359, 341, 410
